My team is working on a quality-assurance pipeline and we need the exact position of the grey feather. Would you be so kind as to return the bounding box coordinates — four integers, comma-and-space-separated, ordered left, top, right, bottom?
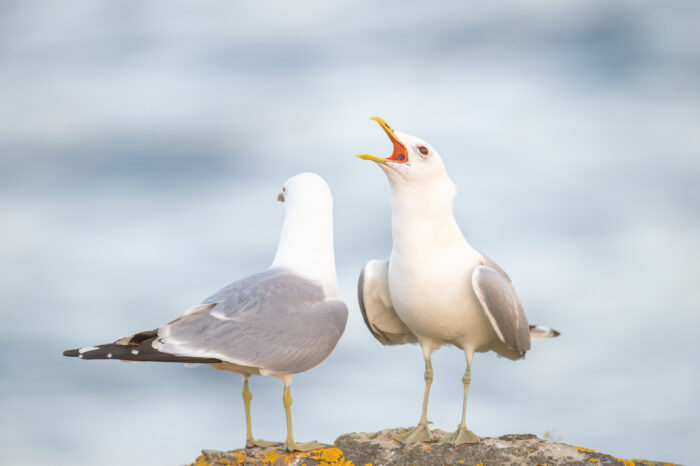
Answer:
472, 265, 531, 355
358, 260, 417, 346
156, 268, 348, 375
478, 251, 512, 281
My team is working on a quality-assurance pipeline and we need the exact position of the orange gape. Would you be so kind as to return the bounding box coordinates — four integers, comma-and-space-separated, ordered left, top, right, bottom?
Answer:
388, 137, 408, 162
371, 116, 409, 163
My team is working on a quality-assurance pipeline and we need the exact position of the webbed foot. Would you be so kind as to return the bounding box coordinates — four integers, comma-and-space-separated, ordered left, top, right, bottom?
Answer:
443, 425, 479, 445
246, 438, 281, 449
392, 423, 433, 443
284, 440, 327, 452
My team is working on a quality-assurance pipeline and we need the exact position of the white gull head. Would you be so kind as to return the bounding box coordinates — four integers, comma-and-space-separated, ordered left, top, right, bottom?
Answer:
357, 116, 457, 204
270, 172, 339, 297
357, 117, 461, 244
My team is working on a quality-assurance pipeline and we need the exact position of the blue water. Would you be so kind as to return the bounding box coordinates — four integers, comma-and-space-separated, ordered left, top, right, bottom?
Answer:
1, 1, 699, 465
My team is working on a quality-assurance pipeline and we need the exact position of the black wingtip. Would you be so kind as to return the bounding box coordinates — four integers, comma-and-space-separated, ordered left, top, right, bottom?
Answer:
552, 329, 561, 337
63, 348, 80, 357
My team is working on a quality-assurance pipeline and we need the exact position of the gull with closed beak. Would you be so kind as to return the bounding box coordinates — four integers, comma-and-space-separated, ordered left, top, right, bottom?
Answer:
64, 172, 348, 452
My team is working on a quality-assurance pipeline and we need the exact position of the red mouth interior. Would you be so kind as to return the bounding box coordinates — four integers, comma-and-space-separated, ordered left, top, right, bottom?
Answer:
387, 139, 408, 163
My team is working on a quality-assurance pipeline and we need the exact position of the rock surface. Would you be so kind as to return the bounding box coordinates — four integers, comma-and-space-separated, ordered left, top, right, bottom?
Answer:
190, 428, 679, 466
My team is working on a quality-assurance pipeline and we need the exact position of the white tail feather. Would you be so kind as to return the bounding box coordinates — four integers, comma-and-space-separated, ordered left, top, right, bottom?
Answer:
529, 325, 560, 339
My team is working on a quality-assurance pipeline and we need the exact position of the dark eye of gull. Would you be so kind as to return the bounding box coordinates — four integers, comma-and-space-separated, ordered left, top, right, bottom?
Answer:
418, 146, 429, 155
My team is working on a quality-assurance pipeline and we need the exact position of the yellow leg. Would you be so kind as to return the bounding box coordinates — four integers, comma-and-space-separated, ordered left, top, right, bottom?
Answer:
420, 358, 433, 424
460, 364, 471, 426
242, 377, 279, 449
243, 377, 254, 443
445, 362, 479, 445
393, 354, 434, 443
283, 384, 295, 447
282, 379, 326, 452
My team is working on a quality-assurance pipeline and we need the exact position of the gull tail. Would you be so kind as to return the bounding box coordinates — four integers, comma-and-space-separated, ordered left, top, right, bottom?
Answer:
63, 329, 221, 364
529, 325, 560, 339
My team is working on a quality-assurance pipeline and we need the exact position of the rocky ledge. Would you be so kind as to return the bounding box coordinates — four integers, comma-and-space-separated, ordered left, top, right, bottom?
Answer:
190, 428, 679, 466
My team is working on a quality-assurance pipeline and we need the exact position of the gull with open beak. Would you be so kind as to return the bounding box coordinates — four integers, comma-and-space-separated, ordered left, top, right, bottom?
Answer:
357, 117, 559, 445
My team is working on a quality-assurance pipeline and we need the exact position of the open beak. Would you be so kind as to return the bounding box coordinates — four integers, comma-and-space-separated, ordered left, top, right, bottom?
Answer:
357, 116, 408, 164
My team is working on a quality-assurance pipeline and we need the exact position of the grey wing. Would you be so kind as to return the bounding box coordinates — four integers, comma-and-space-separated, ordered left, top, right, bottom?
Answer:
154, 269, 348, 375
479, 252, 511, 281
358, 260, 417, 345
472, 265, 531, 355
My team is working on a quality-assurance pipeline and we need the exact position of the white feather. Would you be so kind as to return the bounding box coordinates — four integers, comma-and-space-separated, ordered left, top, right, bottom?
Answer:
78, 346, 100, 354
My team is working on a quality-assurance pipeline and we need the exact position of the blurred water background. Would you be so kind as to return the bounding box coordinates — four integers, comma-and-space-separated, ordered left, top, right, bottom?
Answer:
1, 1, 699, 465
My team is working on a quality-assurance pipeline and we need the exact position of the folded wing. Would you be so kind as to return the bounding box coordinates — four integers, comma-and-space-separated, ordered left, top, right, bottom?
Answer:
472, 264, 531, 356
154, 268, 348, 375
358, 260, 417, 346
62, 327, 222, 363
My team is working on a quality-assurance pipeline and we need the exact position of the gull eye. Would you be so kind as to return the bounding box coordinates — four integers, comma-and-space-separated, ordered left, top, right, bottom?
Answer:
418, 146, 429, 155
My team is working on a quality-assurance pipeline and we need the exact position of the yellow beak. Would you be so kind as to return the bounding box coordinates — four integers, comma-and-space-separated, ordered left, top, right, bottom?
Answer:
356, 116, 407, 164
356, 153, 388, 164
277, 192, 285, 202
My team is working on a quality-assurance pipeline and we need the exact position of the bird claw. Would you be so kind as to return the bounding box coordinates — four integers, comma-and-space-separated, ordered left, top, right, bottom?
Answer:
392, 423, 433, 443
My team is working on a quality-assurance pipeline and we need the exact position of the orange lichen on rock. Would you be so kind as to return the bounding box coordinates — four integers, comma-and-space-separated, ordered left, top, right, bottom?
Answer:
222, 447, 352, 466
309, 447, 353, 465
258, 449, 291, 464
192, 430, 679, 465
194, 455, 211, 466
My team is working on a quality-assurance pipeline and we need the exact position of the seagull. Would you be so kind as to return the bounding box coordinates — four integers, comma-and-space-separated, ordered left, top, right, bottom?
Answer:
63, 172, 348, 452
356, 117, 559, 446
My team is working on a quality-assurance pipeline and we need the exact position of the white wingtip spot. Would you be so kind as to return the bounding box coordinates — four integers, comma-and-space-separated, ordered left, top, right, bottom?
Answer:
131, 349, 139, 355
79, 354, 83, 359
210, 309, 233, 321
78, 346, 100, 354
107, 353, 112, 358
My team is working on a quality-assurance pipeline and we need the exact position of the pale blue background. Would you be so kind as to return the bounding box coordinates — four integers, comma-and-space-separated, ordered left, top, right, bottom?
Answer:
1, 1, 699, 465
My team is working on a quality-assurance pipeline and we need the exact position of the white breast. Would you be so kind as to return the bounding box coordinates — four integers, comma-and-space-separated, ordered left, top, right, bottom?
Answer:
387, 241, 497, 352
384, 171, 501, 353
